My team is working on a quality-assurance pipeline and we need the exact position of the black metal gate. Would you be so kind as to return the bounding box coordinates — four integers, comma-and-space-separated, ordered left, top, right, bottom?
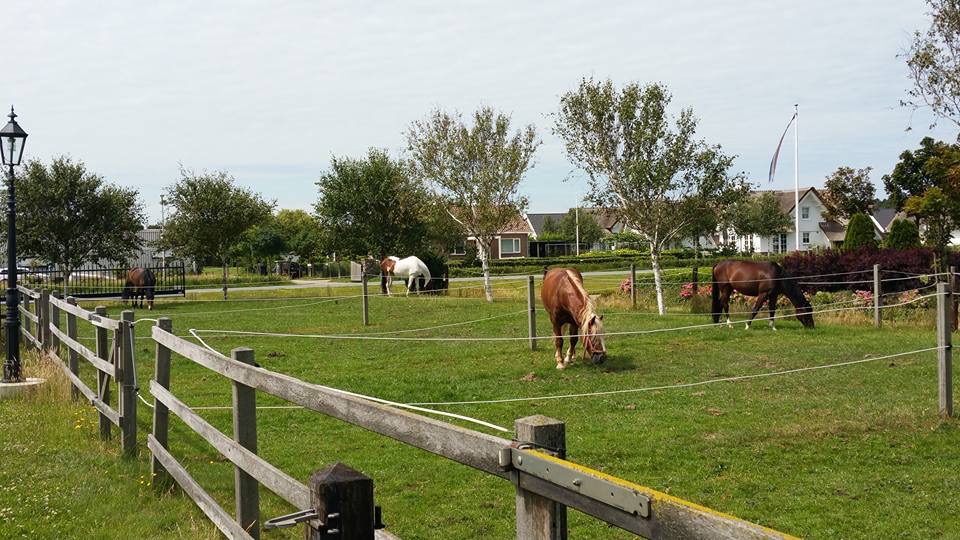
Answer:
19, 262, 186, 299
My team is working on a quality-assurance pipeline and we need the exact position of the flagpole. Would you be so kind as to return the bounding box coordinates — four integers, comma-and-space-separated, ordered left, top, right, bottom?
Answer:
793, 103, 800, 251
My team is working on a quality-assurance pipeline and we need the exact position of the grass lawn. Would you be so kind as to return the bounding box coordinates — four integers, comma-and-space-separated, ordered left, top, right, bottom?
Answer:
7, 274, 958, 539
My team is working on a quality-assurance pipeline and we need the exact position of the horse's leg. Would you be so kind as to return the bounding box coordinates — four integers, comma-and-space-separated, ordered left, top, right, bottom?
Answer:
720, 287, 733, 328
405, 274, 416, 297
552, 322, 565, 369
385, 275, 393, 297
566, 324, 579, 365
745, 292, 769, 330
768, 291, 778, 331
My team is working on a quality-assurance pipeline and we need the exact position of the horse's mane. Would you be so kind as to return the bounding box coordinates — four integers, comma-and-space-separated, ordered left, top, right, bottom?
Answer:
563, 269, 597, 326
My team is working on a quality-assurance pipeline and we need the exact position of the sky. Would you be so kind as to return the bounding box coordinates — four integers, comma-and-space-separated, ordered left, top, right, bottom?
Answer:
5, 0, 957, 222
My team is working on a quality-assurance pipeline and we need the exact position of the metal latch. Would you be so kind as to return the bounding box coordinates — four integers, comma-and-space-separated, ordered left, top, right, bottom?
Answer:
263, 509, 321, 530
503, 447, 651, 518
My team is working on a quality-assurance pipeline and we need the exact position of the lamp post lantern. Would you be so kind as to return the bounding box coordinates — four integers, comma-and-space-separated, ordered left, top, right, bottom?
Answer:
1, 107, 27, 383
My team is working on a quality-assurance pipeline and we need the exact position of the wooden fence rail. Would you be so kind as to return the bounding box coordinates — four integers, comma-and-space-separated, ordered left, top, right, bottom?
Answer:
148, 323, 794, 540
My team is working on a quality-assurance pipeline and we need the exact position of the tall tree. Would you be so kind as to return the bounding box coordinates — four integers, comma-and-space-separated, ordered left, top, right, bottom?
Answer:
315, 149, 434, 262
407, 106, 539, 302
559, 208, 605, 246
554, 78, 747, 314
275, 209, 323, 262
843, 213, 878, 250
729, 192, 793, 250
822, 166, 876, 220
883, 218, 922, 249
903, 0, 960, 131
162, 167, 274, 299
8, 157, 145, 294
883, 137, 960, 269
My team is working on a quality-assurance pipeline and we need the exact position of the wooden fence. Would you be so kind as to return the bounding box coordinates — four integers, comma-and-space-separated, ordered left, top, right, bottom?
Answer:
146, 320, 795, 540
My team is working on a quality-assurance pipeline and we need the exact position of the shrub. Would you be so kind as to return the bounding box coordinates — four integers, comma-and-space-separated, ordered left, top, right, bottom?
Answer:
782, 247, 935, 293
883, 219, 921, 249
843, 213, 878, 250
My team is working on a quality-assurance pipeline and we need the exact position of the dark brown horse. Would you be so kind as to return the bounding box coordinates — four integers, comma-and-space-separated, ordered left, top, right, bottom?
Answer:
541, 268, 607, 369
711, 260, 814, 329
122, 267, 156, 310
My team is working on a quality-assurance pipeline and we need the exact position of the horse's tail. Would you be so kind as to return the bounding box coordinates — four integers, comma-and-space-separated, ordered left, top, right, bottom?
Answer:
144, 268, 156, 300
121, 279, 132, 300
421, 261, 431, 289
711, 266, 722, 323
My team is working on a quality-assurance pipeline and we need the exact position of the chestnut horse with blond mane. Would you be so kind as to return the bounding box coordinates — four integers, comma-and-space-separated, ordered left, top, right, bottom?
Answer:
541, 268, 607, 369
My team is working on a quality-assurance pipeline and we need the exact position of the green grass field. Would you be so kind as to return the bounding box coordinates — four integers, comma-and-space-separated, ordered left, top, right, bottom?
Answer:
4, 274, 958, 539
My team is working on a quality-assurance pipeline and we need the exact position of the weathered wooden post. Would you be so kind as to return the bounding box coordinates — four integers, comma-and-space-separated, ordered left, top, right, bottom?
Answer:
66, 297, 80, 401
514, 415, 568, 540
950, 265, 958, 332
630, 264, 637, 309
151, 318, 173, 490
119, 310, 137, 457
232, 347, 260, 538
527, 276, 537, 351
50, 292, 62, 357
361, 276, 369, 326
938, 282, 953, 418
873, 264, 881, 328
39, 289, 51, 349
692, 267, 699, 296
95, 306, 111, 440
306, 463, 375, 540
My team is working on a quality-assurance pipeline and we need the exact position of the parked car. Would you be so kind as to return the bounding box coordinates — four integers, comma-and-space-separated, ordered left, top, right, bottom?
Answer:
274, 260, 301, 279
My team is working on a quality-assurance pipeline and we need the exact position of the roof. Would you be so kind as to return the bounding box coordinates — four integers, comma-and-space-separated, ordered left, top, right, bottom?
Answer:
526, 213, 567, 236
581, 207, 621, 232
818, 221, 846, 242
870, 207, 907, 231
448, 207, 533, 234
752, 187, 820, 213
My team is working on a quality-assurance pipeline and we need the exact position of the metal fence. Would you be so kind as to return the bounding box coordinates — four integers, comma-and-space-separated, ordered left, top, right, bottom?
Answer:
13, 262, 186, 299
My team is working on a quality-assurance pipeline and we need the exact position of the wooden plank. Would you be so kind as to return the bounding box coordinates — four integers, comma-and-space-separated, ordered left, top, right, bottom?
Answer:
16, 285, 39, 299
152, 318, 173, 489
152, 326, 511, 477
150, 381, 310, 510
515, 416, 566, 540
60, 362, 120, 426
20, 325, 39, 348
95, 306, 112, 441
18, 305, 38, 324
50, 295, 121, 330
232, 348, 260, 539
49, 324, 117, 378
147, 435, 255, 540
515, 451, 796, 540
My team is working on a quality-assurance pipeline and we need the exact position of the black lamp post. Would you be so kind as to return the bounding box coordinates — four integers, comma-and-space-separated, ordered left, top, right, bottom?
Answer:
1, 107, 27, 383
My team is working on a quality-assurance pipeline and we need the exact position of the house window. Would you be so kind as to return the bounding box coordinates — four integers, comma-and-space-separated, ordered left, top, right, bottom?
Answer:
500, 237, 521, 255
802, 232, 811, 245
801, 206, 810, 220
772, 233, 788, 253
450, 242, 466, 256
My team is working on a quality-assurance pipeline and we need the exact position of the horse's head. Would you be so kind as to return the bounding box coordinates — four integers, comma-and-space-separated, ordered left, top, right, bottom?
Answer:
796, 303, 815, 328
784, 278, 815, 329
582, 313, 607, 365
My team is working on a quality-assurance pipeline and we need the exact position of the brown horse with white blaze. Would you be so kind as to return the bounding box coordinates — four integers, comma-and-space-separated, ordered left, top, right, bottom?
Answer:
711, 260, 814, 329
541, 268, 607, 369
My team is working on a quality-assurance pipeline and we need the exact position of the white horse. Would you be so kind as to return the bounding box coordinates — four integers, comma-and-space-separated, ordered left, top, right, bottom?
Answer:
380, 256, 431, 296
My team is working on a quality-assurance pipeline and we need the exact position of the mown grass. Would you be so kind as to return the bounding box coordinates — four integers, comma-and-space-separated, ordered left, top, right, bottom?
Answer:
11, 273, 960, 539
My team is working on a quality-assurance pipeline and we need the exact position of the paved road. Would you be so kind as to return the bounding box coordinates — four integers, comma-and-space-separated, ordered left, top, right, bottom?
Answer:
185, 268, 662, 294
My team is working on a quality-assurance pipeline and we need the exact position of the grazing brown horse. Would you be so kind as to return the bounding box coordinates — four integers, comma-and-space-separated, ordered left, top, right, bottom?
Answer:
711, 260, 814, 329
122, 267, 156, 310
541, 268, 607, 369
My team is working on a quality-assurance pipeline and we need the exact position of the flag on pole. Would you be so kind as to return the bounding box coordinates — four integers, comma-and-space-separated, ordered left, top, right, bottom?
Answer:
768, 112, 798, 183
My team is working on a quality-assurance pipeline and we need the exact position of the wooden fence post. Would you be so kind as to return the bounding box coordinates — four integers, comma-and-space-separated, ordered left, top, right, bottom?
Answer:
65, 297, 79, 401
151, 318, 173, 490
938, 282, 953, 418
95, 306, 111, 440
50, 292, 62, 357
528, 276, 537, 351
120, 310, 137, 457
232, 347, 260, 539
514, 415, 567, 540
362, 277, 369, 326
39, 289, 50, 349
630, 264, 637, 310
950, 265, 958, 332
692, 267, 699, 295
306, 463, 375, 540
873, 264, 881, 329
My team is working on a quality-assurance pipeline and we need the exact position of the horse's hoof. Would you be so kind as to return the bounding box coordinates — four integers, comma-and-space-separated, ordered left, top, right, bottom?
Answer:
556, 363, 566, 370
744, 324, 751, 330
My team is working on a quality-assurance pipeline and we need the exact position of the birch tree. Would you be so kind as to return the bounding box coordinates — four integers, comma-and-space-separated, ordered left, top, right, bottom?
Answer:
554, 79, 747, 314
407, 106, 539, 302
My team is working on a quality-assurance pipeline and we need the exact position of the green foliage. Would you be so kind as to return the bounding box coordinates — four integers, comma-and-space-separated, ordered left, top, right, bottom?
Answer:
559, 208, 605, 245
730, 192, 792, 240
315, 149, 440, 260
541, 215, 563, 236
407, 106, 539, 301
10, 156, 145, 287
883, 218, 922, 249
904, 187, 956, 260
822, 166, 876, 220
275, 209, 323, 262
843, 213, 878, 250
903, 0, 960, 130
162, 167, 274, 267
